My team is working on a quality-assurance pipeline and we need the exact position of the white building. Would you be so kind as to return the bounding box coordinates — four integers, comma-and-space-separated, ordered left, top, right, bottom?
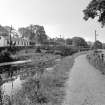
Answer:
0, 35, 30, 47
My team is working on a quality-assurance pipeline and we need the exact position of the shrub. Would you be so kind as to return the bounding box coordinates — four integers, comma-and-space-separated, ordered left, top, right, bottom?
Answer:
0, 49, 14, 63
87, 51, 105, 74
0, 49, 18, 74
35, 47, 41, 53
54, 45, 78, 56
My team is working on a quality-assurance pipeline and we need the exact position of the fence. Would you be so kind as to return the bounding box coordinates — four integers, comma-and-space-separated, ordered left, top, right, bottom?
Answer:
87, 50, 105, 74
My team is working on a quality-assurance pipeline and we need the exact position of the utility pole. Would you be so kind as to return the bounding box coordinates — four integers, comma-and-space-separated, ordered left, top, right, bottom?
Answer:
94, 30, 99, 50
95, 30, 99, 42
9, 25, 13, 48
95, 30, 97, 42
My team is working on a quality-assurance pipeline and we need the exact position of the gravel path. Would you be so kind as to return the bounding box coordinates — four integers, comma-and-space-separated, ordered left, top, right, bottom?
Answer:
63, 54, 105, 105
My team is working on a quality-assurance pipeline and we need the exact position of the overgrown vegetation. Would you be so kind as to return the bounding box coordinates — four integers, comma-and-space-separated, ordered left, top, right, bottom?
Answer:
11, 55, 74, 105
0, 51, 61, 104
0, 45, 88, 105
11, 50, 88, 105
0, 39, 90, 105
87, 50, 105, 74
0, 49, 14, 63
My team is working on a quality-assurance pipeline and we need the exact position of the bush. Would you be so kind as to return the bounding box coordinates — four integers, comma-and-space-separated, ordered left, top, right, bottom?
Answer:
37, 45, 78, 56
0, 49, 18, 75
87, 52, 105, 74
0, 49, 14, 63
54, 45, 78, 56
11, 54, 75, 105
35, 47, 41, 53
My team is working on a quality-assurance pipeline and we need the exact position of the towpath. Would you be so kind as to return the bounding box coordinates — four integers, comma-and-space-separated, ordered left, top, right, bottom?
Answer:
63, 54, 105, 105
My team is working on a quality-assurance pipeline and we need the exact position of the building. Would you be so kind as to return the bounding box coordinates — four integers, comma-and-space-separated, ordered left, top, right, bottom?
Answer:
0, 35, 30, 47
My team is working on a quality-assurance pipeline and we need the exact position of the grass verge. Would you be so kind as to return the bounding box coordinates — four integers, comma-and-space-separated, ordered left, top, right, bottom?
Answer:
7, 51, 87, 105
87, 51, 105, 74
11, 55, 74, 105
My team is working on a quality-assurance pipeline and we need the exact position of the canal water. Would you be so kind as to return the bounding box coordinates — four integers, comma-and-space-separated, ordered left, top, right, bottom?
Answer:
1, 58, 61, 96
2, 75, 23, 96
0, 60, 32, 96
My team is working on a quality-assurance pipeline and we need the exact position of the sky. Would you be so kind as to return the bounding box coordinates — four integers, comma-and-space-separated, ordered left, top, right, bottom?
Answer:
0, 0, 105, 42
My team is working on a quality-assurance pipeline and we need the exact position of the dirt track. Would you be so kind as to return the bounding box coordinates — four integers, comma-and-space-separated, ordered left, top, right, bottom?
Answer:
63, 54, 105, 105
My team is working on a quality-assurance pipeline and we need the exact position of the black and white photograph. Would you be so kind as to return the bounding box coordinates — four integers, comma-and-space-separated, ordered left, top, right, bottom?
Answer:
0, 0, 105, 105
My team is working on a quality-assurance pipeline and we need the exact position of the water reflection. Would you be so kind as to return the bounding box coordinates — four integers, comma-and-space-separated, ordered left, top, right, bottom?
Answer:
0, 64, 22, 97
2, 75, 23, 96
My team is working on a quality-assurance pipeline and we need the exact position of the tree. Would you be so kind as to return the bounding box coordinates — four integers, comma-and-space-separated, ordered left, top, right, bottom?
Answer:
102, 43, 105, 49
66, 38, 72, 45
4, 26, 18, 47
0, 25, 17, 47
83, 0, 105, 27
18, 25, 48, 45
72, 37, 88, 48
87, 41, 94, 48
33, 25, 48, 45
4, 26, 18, 37
0, 25, 9, 36
55, 37, 66, 45
92, 40, 103, 49
18, 27, 31, 38
0, 25, 18, 37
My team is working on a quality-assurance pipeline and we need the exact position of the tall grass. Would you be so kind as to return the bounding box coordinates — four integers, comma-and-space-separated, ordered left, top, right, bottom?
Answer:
87, 51, 105, 74
8, 51, 87, 105
11, 56, 74, 105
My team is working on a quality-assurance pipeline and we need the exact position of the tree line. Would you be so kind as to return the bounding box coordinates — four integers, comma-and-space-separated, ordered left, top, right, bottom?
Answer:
0, 24, 104, 49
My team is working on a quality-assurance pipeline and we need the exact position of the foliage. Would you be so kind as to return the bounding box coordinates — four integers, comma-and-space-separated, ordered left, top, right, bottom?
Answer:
0, 49, 17, 75
0, 49, 14, 63
30, 25, 48, 44
53, 45, 78, 56
92, 40, 103, 49
35, 46, 41, 53
87, 41, 94, 49
66, 38, 72, 45
55, 38, 66, 45
4, 26, 18, 37
11, 51, 87, 105
87, 51, 105, 74
18, 25, 48, 45
0, 76, 3, 105
0, 25, 18, 48
0, 25, 18, 37
72, 37, 88, 48
102, 43, 105, 49
12, 54, 74, 105
0, 25, 9, 36
18, 27, 32, 39
83, 0, 105, 27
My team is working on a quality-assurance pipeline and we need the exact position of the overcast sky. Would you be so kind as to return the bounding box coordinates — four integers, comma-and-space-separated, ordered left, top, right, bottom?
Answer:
0, 0, 105, 42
